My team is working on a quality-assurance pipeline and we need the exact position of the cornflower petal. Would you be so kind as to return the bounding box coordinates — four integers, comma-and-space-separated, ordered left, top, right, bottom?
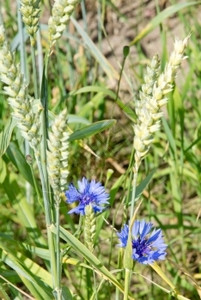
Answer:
65, 177, 109, 215
65, 184, 80, 203
117, 224, 129, 247
117, 220, 167, 265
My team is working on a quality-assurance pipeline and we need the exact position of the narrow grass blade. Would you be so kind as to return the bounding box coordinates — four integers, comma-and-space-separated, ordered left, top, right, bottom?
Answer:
6, 142, 34, 186
69, 119, 116, 141
0, 118, 16, 157
129, 2, 201, 45
72, 85, 116, 99
51, 225, 134, 298
0, 284, 10, 300
162, 117, 177, 157
134, 168, 156, 200
71, 17, 119, 80
1, 247, 52, 299
72, 85, 136, 122
68, 114, 91, 125
0, 157, 6, 183
151, 262, 190, 300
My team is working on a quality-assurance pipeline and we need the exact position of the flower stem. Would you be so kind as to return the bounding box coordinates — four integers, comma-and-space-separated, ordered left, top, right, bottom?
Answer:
129, 161, 139, 221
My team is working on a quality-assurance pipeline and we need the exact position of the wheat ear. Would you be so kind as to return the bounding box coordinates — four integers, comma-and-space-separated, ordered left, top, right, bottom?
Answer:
134, 37, 189, 164
0, 25, 41, 155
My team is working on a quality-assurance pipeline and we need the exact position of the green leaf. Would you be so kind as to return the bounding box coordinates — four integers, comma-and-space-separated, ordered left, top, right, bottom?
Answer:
78, 92, 105, 117
0, 118, 16, 157
6, 142, 34, 186
71, 86, 136, 121
135, 169, 156, 199
0, 157, 7, 183
41, 61, 49, 128
162, 117, 177, 157
1, 244, 52, 299
130, 2, 201, 45
68, 114, 91, 125
69, 120, 116, 141
72, 85, 116, 99
52, 225, 128, 297
0, 284, 11, 300
116, 98, 136, 122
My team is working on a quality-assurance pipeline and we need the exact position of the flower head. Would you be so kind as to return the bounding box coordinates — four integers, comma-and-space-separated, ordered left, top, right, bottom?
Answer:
117, 220, 167, 264
65, 177, 109, 215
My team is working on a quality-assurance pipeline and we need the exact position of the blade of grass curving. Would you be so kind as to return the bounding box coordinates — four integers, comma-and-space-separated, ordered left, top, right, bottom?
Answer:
161, 117, 177, 158
18, 277, 42, 300
0, 284, 10, 300
0, 118, 16, 158
129, 168, 156, 203
129, 2, 201, 46
61, 287, 73, 300
0, 241, 52, 287
13, 197, 46, 245
116, 98, 136, 122
68, 114, 91, 125
72, 85, 116, 98
1, 248, 52, 299
72, 85, 136, 121
0, 274, 35, 300
51, 225, 134, 299
78, 92, 105, 117
151, 262, 190, 300
23, 244, 49, 260
70, 17, 119, 80
0, 157, 6, 183
6, 142, 35, 186
69, 119, 116, 141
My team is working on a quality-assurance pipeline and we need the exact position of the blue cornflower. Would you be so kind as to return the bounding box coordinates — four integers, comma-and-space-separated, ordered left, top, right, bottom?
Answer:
65, 177, 109, 215
117, 220, 167, 264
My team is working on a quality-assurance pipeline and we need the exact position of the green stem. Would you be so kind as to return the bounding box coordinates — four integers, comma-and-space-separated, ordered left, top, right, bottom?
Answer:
31, 47, 57, 296
18, 0, 32, 203
31, 45, 39, 99
92, 268, 98, 300
35, 155, 57, 289
123, 268, 131, 300
115, 250, 122, 300
129, 162, 139, 221
55, 196, 62, 300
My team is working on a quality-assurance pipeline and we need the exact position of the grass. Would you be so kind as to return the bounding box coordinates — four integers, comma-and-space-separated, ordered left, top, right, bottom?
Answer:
0, 0, 201, 299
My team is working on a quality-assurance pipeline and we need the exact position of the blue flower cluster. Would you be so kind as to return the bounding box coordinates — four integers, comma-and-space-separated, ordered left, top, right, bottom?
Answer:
66, 178, 167, 264
117, 220, 167, 264
65, 177, 109, 215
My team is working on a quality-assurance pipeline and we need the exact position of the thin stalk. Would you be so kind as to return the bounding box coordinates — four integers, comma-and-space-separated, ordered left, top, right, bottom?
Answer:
115, 250, 123, 300
123, 268, 131, 300
31, 46, 57, 295
35, 155, 57, 288
124, 154, 140, 300
31, 45, 39, 99
129, 161, 139, 220
92, 268, 98, 300
18, 0, 32, 203
55, 196, 62, 300
36, 29, 43, 88
40, 55, 60, 297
